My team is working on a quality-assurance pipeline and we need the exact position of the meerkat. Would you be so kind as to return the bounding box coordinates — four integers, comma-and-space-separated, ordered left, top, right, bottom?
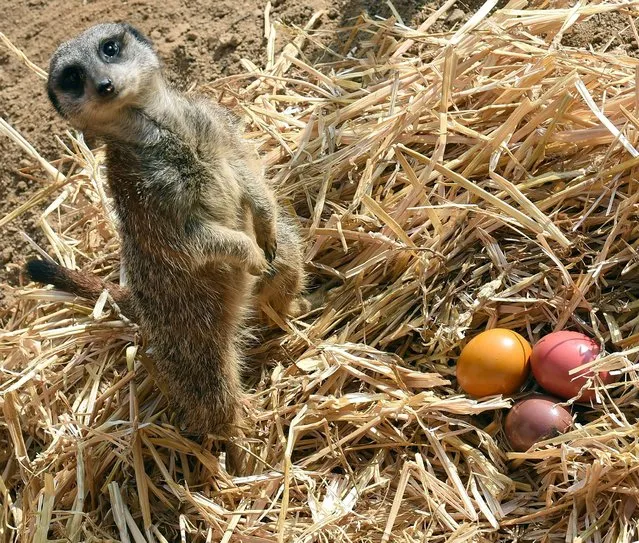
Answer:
25, 23, 309, 467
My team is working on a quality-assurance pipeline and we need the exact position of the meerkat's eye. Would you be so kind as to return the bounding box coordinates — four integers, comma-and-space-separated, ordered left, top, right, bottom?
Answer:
101, 40, 120, 58
59, 66, 85, 94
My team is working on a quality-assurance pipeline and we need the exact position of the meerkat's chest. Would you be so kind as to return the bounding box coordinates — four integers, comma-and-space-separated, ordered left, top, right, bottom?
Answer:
141, 135, 213, 191
106, 135, 246, 245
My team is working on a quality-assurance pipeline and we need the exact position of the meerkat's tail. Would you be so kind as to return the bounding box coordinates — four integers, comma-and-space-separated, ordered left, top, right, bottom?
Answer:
25, 259, 137, 319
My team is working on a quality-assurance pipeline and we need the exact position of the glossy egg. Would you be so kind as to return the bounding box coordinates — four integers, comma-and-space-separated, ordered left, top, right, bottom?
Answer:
456, 328, 531, 397
505, 394, 573, 451
530, 331, 611, 401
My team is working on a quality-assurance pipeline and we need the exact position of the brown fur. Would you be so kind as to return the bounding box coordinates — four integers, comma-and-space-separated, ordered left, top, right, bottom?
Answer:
27, 23, 308, 471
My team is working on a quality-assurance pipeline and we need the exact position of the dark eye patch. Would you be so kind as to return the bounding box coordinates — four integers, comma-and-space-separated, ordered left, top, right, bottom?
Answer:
58, 65, 85, 95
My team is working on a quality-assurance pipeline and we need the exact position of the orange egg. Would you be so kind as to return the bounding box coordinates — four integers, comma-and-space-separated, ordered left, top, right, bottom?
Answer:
456, 328, 531, 397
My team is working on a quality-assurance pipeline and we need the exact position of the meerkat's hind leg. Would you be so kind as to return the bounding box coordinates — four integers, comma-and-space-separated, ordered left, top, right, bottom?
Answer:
298, 281, 333, 312
258, 270, 311, 318
177, 401, 251, 476
255, 212, 310, 319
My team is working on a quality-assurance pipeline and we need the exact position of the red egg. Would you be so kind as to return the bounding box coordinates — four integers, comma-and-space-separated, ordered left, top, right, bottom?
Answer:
530, 331, 612, 401
505, 394, 573, 451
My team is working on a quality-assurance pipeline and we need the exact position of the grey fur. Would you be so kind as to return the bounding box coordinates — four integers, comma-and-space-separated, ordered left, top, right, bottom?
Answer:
40, 23, 309, 471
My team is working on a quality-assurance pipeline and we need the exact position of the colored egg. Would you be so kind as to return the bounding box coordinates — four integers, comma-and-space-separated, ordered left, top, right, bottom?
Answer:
456, 328, 531, 397
505, 394, 573, 451
530, 331, 611, 401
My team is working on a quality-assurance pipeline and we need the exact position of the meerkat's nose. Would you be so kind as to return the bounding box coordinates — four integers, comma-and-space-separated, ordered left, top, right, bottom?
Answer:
96, 78, 115, 96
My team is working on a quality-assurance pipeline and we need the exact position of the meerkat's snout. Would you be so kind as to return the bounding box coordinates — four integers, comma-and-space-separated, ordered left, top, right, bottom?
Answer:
96, 78, 115, 96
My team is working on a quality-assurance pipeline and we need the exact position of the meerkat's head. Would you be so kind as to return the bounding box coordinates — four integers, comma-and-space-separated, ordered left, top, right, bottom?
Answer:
47, 23, 161, 131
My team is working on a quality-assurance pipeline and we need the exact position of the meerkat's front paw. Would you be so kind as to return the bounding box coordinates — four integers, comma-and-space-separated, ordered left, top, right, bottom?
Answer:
246, 250, 270, 276
256, 228, 278, 263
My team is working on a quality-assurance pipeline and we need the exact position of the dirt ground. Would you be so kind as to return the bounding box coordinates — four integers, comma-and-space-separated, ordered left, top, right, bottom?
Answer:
0, 0, 636, 309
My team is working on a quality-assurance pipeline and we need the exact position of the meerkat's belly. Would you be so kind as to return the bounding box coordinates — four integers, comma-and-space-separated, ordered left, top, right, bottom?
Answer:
107, 138, 254, 338
126, 254, 246, 309
122, 245, 251, 330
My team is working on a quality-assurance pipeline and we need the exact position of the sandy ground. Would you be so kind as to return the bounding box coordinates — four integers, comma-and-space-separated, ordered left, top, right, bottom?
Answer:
0, 0, 636, 309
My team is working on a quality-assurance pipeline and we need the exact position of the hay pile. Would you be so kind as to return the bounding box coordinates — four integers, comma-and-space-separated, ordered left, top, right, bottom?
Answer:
2, 0, 639, 541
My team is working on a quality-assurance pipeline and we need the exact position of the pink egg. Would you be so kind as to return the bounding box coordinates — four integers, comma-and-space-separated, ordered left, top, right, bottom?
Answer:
530, 331, 612, 401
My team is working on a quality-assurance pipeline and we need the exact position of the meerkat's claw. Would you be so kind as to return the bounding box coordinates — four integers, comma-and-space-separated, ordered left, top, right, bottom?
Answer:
264, 263, 278, 279
256, 229, 278, 264
264, 240, 277, 263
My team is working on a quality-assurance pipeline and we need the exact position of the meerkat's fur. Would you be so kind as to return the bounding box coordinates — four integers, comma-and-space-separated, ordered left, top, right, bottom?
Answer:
26, 23, 309, 465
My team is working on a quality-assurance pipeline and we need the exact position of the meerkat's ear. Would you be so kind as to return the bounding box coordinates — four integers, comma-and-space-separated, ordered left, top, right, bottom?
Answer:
121, 23, 153, 47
